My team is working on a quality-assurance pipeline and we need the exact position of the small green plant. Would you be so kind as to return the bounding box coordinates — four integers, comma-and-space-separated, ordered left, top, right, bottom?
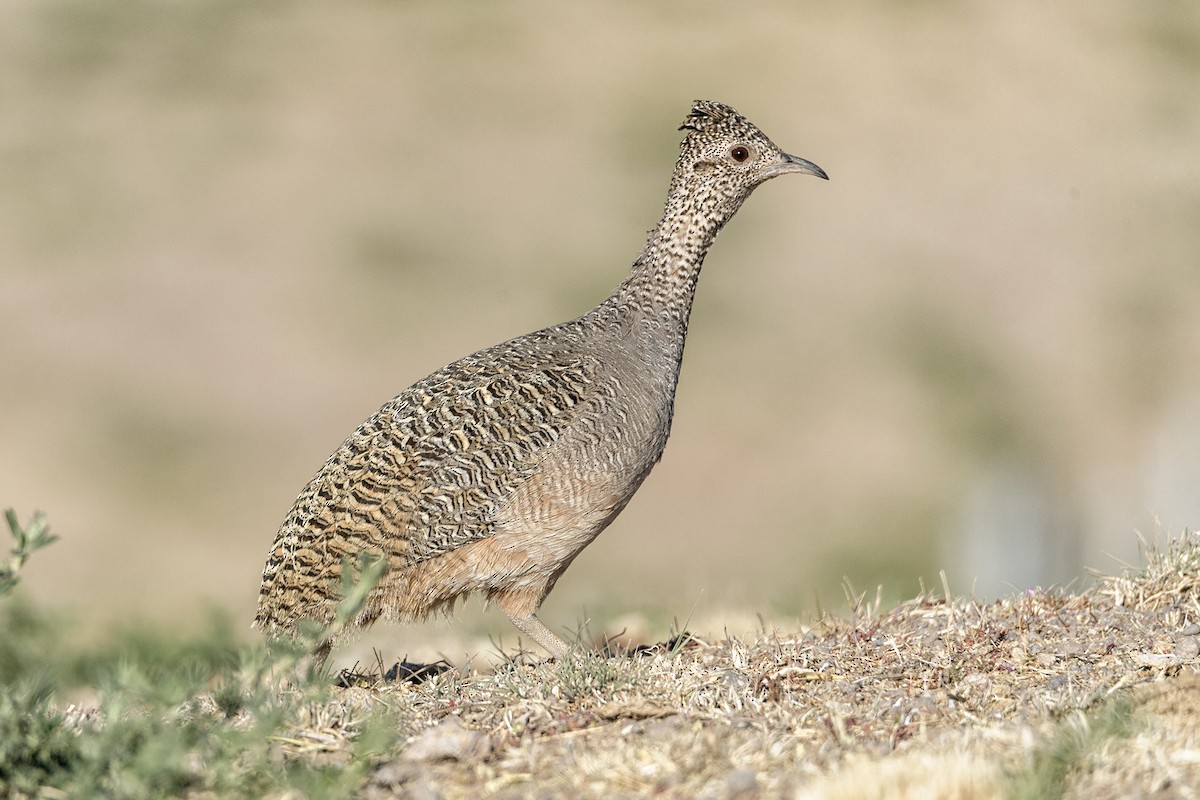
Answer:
0, 601, 401, 799
0, 510, 58, 598
277, 552, 388, 682
1007, 698, 1137, 800
333, 552, 387, 630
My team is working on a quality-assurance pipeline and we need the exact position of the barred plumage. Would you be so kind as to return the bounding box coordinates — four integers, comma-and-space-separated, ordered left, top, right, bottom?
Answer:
254, 100, 827, 659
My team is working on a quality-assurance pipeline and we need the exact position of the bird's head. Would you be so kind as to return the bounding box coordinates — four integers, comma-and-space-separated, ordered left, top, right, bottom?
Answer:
675, 100, 827, 213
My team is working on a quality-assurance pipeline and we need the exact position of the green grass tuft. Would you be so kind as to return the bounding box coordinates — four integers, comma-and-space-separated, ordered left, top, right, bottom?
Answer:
1, 509, 58, 599
0, 533, 401, 799
0, 601, 400, 799
1006, 699, 1138, 800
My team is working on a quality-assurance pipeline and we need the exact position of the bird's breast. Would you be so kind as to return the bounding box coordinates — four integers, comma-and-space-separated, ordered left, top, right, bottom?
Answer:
487, 353, 678, 569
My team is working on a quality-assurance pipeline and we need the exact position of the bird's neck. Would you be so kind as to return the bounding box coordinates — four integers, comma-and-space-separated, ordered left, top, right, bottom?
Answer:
611, 176, 744, 336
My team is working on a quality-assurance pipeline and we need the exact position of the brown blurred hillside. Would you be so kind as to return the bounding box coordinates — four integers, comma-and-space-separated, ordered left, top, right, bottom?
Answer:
2, 1, 1198, 650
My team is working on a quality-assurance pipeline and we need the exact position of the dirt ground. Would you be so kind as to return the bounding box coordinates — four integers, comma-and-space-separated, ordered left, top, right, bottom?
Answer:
242, 533, 1200, 799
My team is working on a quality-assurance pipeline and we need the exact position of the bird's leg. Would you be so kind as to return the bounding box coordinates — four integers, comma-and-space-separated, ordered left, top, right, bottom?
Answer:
504, 610, 572, 659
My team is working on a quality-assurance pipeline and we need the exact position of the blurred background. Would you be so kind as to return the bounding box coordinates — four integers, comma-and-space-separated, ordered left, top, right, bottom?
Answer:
3, 1, 1198, 659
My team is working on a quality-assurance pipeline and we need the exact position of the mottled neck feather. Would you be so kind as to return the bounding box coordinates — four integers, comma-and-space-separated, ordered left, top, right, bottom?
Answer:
610, 165, 749, 335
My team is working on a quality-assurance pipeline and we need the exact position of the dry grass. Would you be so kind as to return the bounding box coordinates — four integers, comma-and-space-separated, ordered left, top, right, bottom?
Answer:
232, 532, 1200, 798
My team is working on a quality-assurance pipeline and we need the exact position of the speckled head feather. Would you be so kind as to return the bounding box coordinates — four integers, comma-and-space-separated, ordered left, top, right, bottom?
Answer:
672, 100, 826, 192
678, 99, 744, 133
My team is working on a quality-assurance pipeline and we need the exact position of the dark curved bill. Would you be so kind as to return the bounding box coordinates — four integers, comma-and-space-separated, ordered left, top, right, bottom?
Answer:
775, 152, 829, 180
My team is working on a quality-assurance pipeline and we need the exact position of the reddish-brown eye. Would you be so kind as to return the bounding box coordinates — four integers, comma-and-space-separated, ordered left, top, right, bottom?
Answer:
730, 146, 750, 162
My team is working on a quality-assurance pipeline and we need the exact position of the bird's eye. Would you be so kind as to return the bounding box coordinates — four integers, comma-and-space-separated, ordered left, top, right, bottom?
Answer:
729, 146, 751, 163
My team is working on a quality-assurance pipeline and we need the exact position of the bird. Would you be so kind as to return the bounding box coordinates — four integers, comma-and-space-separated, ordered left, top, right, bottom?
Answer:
253, 99, 827, 661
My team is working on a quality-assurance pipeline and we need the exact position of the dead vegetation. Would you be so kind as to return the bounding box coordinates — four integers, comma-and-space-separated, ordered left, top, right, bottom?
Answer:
5, 531, 1196, 798
242, 532, 1200, 798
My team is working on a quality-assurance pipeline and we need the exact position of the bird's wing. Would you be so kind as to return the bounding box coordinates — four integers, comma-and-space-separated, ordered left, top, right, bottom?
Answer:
259, 328, 603, 599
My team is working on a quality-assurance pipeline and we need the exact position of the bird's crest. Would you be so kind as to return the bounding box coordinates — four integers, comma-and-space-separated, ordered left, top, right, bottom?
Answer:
678, 100, 743, 133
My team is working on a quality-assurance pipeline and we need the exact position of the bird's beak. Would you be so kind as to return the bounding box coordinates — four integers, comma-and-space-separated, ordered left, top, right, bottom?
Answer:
774, 152, 829, 180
